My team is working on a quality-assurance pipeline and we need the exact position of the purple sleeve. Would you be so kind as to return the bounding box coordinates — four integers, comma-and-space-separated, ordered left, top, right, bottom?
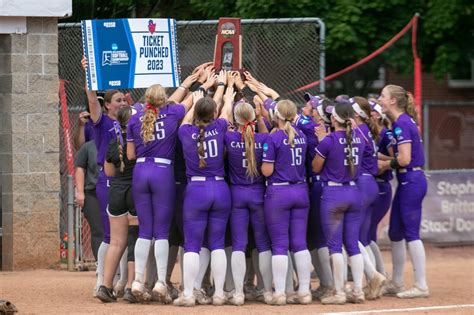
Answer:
171, 104, 186, 120
84, 121, 94, 142
263, 98, 276, 111
316, 135, 333, 159
215, 118, 229, 133
393, 122, 411, 145
263, 117, 271, 131
262, 135, 275, 163
178, 124, 191, 141
126, 116, 135, 142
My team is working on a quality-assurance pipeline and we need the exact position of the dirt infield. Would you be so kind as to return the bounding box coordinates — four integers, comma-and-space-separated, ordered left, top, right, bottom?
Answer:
1, 245, 473, 314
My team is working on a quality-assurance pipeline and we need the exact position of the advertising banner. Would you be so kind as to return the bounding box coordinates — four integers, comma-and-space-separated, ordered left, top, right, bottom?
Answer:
377, 170, 474, 244
81, 18, 180, 90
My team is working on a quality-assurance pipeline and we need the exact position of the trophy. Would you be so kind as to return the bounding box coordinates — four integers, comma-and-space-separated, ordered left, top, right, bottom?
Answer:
213, 18, 242, 71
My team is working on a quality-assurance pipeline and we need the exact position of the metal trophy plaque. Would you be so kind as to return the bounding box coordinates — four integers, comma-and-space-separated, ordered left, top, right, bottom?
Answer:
213, 18, 242, 71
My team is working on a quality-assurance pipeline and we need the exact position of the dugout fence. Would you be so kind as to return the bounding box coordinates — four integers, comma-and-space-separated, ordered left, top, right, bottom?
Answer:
58, 18, 325, 263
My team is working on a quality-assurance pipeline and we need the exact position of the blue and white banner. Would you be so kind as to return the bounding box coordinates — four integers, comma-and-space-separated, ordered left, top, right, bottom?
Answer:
81, 18, 180, 90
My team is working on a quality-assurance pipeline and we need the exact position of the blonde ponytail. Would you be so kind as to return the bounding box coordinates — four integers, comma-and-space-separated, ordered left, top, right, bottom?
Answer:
141, 107, 157, 144
406, 92, 419, 124
243, 124, 258, 178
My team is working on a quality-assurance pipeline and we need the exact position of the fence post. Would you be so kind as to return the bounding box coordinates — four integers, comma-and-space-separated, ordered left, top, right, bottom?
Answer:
67, 175, 74, 271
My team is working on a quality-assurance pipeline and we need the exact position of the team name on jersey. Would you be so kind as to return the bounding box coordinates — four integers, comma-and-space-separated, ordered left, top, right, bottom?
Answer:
283, 137, 306, 146
338, 137, 362, 144
191, 128, 219, 140
139, 113, 168, 122
230, 141, 263, 149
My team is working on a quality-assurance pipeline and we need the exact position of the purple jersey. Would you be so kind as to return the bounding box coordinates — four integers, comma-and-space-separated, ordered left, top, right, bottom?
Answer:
356, 123, 378, 176
93, 113, 116, 166
225, 131, 268, 185
84, 120, 94, 142
262, 127, 307, 184
126, 104, 185, 159
178, 118, 228, 178
377, 128, 394, 181
392, 113, 425, 168
316, 130, 365, 183
295, 114, 320, 176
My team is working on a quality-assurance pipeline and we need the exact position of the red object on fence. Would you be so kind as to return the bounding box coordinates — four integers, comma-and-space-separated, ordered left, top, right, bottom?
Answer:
59, 79, 75, 177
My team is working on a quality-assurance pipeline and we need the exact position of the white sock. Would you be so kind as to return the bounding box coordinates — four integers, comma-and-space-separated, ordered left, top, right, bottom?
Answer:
178, 246, 184, 290
342, 247, 348, 282
134, 238, 151, 283
145, 242, 157, 288
331, 253, 344, 293
119, 247, 128, 284
317, 247, 334, 287
224, 246, 235, 292
154, 239, 169, 283
366, 245, 376, 266
349, 254, 364, 290
259, 250, 273, 292
359, 241, 376, 280
211, 249, 227, 297
370, 241, 386, 275
286, 252, 295, 294
272, 255, 288, 294
183, 252, 199, 297
96, 242, 109, 288
294, 250, 312, 294
310, 249, 323, 283
231, 251, 246, 295
391, 240, 406, 286
408, 240, 428, 289
252, 249, 264, 290
194, 247, 210, 289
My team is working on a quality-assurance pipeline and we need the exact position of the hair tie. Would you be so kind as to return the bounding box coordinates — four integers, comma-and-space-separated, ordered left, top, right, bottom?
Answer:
241, 121, 256, 141
145, 103, 157, 115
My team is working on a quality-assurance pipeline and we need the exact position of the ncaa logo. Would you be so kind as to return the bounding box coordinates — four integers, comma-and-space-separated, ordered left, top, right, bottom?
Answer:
263, 143, 269, 152
221, 22, 236, 38
394, 127, 402, 136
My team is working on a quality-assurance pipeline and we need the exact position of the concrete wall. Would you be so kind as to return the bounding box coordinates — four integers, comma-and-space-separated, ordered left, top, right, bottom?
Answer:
0, 17, 60, 270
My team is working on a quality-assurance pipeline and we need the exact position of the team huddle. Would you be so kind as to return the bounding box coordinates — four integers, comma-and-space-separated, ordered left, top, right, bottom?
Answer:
76, 59, 429, 307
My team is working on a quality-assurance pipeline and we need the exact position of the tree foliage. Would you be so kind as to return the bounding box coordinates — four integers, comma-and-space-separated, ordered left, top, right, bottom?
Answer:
65, 0, 473, 80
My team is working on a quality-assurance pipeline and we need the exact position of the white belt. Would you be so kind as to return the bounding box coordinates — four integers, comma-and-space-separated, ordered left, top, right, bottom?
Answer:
362, 173, 373, 177
136, 157, 172, 165
190, 176, 225, 181
269, 181, 305, 186
309, 175, 321, 183
324, 181, 356, 187
398, 167, 423, 173
376, 178, 386, 183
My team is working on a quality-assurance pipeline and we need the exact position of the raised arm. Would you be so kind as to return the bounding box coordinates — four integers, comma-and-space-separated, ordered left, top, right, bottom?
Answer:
219, 85, 235, 121
213, 70, 227, 110
181, 90, 204, 126
169, 71, 200, 105
82, 57, 102, 124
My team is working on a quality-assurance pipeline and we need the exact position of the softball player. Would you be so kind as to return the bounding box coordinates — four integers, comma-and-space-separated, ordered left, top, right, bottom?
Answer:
368, 100, 393, 276
312, 102, 365, 305
96, 107, 135, 303
82, 57, 128, 294
261, 100, 312, 305
174, 86, 234, 307
350, 97, 387, 299
225, 102, 272, 305
126, 81, 196, 302
378, 85, 429, 299
298, 93, 334, 299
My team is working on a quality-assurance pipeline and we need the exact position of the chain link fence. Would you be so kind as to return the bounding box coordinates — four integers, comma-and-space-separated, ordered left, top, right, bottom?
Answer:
58, 18, 324, 262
